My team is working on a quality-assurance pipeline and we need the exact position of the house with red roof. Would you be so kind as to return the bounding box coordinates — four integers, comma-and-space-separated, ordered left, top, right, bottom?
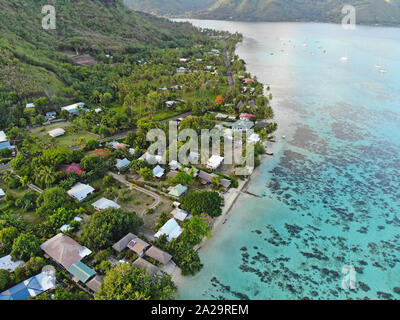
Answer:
59, 163, 84, 175
239, 113, 254, 121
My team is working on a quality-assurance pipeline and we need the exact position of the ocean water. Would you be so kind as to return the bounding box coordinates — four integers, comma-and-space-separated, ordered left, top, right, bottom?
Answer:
175, 20, 400, 300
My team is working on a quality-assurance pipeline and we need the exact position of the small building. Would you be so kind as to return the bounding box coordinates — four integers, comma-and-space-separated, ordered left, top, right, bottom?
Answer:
139, 152, 163, 164
0, 131, 15, 152
67, 183, 95, 202
59, 163, 84, 175
26, 103, 35, 109
40, 233, 92, 269
176, 67, 186, 73
171, 208, 189, 222
115, 158, 131, 170
0, 272, 56, 300
154, 218, 183, 242
86, 275, 104, 293
48, 128, 65, 138
132, 258, 160, 276
108, 141, 129, 150
112, 233, 137, 253
220, 178, 231, 189
179, 58, 189, 62
243, 78, 255, 84
0, 255, 24, 272
92, 198, 121, 211
207, 155, 224, 170
146, 246, 172, 265
215, 113, 228, 119
165, 101, 176, 108
239, 113, 254, 121
166, 170, 178, 179
0, 188, 5, 199
68, 261, 96, 284
199, 170, 213, 184
168, 184, 188, 198
153, 165, 165, 178
169, 160, 181, 171
45, 112, 57, 121
127, 238, 150, 257
232, 120, 254, 132
61, 102, 85, 115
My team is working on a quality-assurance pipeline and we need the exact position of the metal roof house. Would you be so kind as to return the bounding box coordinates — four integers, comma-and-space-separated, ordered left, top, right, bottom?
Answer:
92, 198, 121, 211
0, 255, 24, 272
168, 184, 188, 198
127, 238, 150, 257
26, 103, 35, 108
132, 258, 160, 276
0, 188, 5, 198
115, 158, 131, 170
207, 155, 224, 170
145, 246, 172, 265
112, 233, 137, 253
68, 261, 96, 283
154, 218, 184, 242
67, 183, 95, 202
61, 102, 85, 115
171, 208, 189, 222
48, 128, 65, 138
0, 272, 56, 300
153, 165, 165, 178
40, 233, 92, 269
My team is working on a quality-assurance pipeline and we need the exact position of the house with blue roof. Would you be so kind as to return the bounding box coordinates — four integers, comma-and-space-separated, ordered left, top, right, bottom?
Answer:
153, 165, 165, 178
0, 272, 56, 300
116, 158, 131, 170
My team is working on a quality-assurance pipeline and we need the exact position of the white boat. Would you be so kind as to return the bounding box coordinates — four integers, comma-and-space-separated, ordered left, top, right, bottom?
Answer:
379, 69, 387, 73
340, 56, 348, 62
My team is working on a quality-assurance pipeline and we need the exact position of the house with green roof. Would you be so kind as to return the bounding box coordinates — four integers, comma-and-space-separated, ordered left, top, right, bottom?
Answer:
168, 184, 188, 198
68, 261, 96, 283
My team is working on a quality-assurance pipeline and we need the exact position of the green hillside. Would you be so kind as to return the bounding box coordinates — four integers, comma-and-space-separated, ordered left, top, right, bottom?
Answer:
124, 0, 400, 26
0, 0, 208, 128
123, 0, 216, 15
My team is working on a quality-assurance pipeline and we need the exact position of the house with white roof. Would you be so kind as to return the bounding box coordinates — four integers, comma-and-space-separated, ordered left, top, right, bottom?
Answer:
67, 183, 95, 202
115, 158, 131, 170
169, 160, 182, 171
61, 102, 85, 115
139, 152, 163, 164
48, 128, 65, 138
154, 218, 184, 242
153, 165, 165, 178
25, 103, 35, 108
92, 198, 121, 211
207, 155, 224, 170
171, 208, 189, 222
0, 255, 24, 272
0, 188, 5, 199
176, 67, 186, 73
0, 131, 15, 152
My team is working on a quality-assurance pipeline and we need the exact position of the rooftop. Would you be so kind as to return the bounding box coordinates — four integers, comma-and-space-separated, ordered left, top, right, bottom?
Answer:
40, 233, 91, 269
146, 246, 172, 265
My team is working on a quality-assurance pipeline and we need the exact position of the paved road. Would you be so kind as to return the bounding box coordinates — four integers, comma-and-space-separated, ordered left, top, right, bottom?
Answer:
220, 41, 235, 87
109, 172, 161, 216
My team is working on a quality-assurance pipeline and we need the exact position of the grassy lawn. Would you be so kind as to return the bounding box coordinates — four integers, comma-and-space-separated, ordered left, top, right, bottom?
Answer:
0, 181, 44, 225
31, 122, 99, 148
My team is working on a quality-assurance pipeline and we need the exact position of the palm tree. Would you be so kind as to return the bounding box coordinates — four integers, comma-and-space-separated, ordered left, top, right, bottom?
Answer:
34, 166, 56, 188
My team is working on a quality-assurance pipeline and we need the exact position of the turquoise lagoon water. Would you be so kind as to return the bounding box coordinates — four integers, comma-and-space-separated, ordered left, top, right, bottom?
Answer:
176, 20, 400, 300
